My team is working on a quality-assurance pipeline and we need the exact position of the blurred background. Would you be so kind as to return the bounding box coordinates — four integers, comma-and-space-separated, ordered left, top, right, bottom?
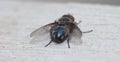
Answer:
2, 0, 120, 5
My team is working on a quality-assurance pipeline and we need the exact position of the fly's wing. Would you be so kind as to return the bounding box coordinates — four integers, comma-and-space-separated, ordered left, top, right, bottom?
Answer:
70, 25, 82, 45
30, 23, 55, 44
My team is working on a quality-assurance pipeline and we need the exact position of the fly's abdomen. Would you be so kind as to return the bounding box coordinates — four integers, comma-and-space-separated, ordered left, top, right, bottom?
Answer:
52, 27, 67, 43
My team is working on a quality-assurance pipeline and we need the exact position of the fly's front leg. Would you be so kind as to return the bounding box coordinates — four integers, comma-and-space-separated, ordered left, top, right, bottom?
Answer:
75, 20, 82, 25
75, 20, 93, 33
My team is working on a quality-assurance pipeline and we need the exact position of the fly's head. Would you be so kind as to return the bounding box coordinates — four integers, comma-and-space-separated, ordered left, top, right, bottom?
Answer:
57, 14, 75, 25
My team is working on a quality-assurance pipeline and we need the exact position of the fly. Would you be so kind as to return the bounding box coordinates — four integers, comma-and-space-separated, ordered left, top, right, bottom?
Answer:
30, 14, 93, 48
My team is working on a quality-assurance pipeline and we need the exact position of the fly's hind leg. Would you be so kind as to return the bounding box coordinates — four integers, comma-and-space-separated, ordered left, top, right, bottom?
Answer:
44, 40, 52, 47
67, 37, 70, 48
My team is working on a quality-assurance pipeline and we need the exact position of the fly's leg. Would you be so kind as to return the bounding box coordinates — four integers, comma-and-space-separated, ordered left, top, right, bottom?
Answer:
82, 30, 93, 33
44, 40, 52, 47
75, 20, 82, 25
75, 20, 93, 33
67, 37, 70, 48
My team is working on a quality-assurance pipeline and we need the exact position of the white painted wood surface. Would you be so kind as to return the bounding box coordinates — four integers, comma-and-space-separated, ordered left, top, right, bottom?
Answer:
0, 1, 120, 62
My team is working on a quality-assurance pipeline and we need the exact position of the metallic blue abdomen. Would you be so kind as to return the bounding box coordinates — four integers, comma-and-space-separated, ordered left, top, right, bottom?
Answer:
54, 27, 66, 42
